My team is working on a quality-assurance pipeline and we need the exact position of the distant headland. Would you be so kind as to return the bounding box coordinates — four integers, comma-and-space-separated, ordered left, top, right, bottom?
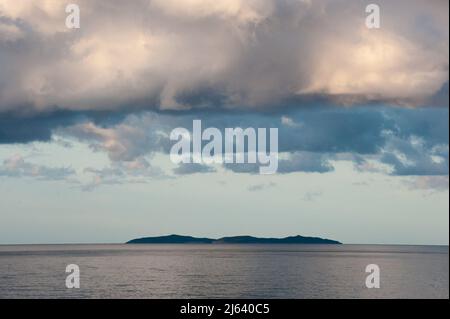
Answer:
126, 234, 341, 245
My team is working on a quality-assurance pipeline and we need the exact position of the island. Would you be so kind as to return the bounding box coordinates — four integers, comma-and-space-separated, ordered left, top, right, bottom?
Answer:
126, 234, 341, 244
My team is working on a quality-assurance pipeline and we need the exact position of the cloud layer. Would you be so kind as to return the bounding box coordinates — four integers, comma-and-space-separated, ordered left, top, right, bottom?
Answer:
0, 0, 448, 115
55, 106, 448, 177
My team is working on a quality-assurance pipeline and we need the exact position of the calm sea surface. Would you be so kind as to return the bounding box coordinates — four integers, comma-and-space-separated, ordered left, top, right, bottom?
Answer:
0, 244, 448, 299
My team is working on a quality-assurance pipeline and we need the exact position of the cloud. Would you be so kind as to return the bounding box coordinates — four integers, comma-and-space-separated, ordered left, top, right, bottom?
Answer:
0, 0, 447, 116
81, 157, 165, 190
48, 105, 447, 176
0, 154, 74, 180
0, 110, 83, 144
247, 182, 276, 192
1, 105, 447, 183
62, 113, 170, 161
278, 152, 334, 174
303, 191, 323, 202
222, 150, 334, 175
380, 136, 449, 176
281, 116, 302, 128
173, 163, 216, 175
406, 175, 449, 191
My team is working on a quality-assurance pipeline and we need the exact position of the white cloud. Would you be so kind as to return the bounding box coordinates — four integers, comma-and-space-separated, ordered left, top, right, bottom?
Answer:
406, 175, 449, 191
0, 154, 74, 180
81, 157, 166, 191
62, 113, 168, 161
281, 116, 302, 128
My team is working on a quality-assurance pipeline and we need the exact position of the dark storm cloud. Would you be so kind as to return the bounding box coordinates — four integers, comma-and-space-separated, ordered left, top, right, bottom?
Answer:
278, 152, 335, 174
51, 105, 448, 176
0, 111, 79, 144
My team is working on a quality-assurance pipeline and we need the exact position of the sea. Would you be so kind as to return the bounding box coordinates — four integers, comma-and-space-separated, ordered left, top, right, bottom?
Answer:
0, 244, 448, 299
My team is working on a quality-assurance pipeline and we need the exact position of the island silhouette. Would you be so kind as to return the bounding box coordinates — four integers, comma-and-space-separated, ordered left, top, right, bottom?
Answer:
127, 234, 341, 244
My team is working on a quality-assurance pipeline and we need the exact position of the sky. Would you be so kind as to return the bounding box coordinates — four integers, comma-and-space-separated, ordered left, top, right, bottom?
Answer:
0, 0, 448, 245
